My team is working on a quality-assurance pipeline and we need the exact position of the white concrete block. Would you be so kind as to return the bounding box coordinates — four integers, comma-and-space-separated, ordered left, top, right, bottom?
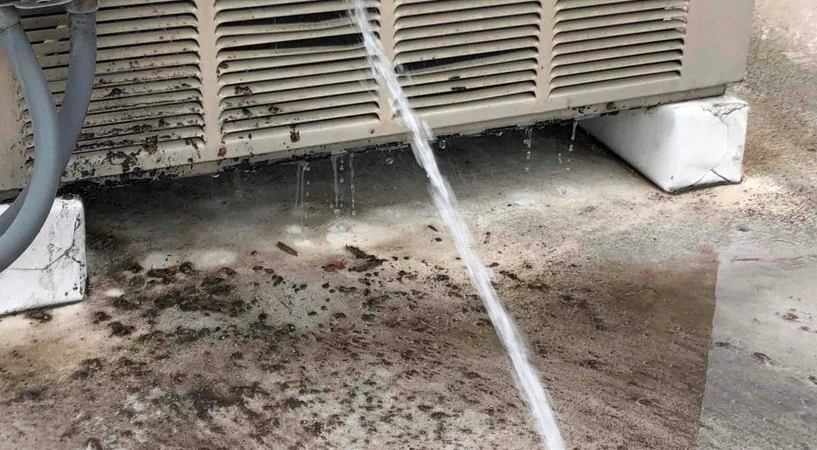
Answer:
581, 96, 749, 192
0, 198, 86, 315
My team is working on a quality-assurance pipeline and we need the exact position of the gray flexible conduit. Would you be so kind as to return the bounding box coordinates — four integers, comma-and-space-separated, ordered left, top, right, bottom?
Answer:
0, 12, 96, 236
0, 23, 62, 272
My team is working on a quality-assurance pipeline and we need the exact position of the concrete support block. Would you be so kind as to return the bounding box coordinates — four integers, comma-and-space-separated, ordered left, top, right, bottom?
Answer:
581, 96, 749, 192
0, 198, 86, 315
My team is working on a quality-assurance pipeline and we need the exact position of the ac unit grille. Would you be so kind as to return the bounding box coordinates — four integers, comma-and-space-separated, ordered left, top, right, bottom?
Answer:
214, 0, 381, 144
394, 0, 541, 113
19, 0, 205, 157
550, 0, 688, 97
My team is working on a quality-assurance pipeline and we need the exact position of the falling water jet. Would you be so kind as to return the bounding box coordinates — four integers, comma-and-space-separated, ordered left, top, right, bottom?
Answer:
348, 3, 566, 449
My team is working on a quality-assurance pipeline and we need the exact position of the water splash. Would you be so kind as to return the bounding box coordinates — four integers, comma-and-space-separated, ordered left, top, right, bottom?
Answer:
349, 3, 566, 449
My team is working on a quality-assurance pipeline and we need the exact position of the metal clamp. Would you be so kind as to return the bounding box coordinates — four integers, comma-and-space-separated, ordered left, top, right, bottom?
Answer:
66, 0, 98, 14
11, 0, 73, 9
0, 6, 20, 34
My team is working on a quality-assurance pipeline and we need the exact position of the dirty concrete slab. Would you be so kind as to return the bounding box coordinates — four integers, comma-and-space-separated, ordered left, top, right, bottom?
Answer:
693, 1, 817, 447
698, 226, 817, 450
0, 112, 813, 449
0, 127, 737, 450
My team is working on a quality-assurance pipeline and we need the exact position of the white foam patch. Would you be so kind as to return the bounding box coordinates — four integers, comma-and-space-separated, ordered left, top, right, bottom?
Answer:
294, 240, 315, 248
141, 252, 181, 269
103, 288, 125, 298
141, 249, 237, 270
285, 225, 303, 235
325, 220, 395, 250
187, 249, 237, 268
507, 190, 543, 208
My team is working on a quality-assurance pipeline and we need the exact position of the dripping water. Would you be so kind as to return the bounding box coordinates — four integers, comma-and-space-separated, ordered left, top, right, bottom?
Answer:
524, 127, 533, 173
294, 161, 309, 222
331, 154, 342, 215
350, 153, 356, 217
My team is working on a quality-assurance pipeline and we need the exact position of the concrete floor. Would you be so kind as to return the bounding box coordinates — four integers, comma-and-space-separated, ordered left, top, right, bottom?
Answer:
1, 1, 816, 449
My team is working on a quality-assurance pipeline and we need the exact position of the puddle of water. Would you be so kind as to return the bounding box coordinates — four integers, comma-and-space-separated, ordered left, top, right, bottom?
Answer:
348, 3, 566, 449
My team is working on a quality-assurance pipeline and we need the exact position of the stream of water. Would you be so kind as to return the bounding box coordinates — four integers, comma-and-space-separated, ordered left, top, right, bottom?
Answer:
348, 3, 566, 449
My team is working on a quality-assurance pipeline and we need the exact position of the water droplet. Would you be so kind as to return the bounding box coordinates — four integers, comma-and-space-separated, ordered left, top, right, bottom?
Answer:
386, 157, 394, 165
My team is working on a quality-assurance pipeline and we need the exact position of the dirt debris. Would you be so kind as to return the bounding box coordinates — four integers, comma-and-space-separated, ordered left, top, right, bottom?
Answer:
277, 241, 299, 256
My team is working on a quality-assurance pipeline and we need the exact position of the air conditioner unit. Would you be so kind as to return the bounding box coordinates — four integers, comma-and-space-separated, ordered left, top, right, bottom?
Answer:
0, 0, 754, 196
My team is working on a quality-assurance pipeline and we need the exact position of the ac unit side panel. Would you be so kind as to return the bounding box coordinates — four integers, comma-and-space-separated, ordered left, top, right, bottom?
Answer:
683, 0, 755, 88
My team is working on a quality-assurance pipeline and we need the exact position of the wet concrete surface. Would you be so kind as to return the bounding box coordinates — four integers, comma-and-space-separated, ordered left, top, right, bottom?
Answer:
1, 1, 817, 448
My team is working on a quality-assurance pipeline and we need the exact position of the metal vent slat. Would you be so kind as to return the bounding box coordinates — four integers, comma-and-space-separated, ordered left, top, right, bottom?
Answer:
555, 0, 688, 21
221, 91, 378, 122
222, 103, 379, 135
219, 70, 373, 99
550, 0, 688, 96
555, 0, 652, 10
218, 48, 367, 74
396, 14, 539, 41
551, 61, 682, 89
401, 60, 538, 87
396, 3, 539, 30
553, 19, 685, 45
554, 9, 687, 33
553, 30, 685, 56
551, 52, 682, 78
396, 25, 539, 53
552, 41, 683, 66
220, 81, 378, 110
394, 0, 540, 112
404, 72, 536, 97
395, 37, 539, 65
215, 0, 377, 22
217, 21, 380, 48
215, 0, 381, 140
44, 54, 200, 82
220, 59, 371, 85
394, 0, 525, 17
81, 103, 204, 128
550, 71, 680, 97
222, 116, 378, 145
219, 42, 365, 62
20, 0, 204, 156
409, 83, 536, 110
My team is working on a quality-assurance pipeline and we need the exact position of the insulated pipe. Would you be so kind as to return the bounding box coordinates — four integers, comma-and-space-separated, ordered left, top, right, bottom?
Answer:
0, 4, 97, 234
0, 9, 62, 272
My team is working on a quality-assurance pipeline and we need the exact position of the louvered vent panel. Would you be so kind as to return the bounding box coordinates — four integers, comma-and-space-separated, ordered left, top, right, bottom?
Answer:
215, 0, 381, 144
550, 0, 688, 96
393, 0, 541, 113
20, 0, 205, 158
